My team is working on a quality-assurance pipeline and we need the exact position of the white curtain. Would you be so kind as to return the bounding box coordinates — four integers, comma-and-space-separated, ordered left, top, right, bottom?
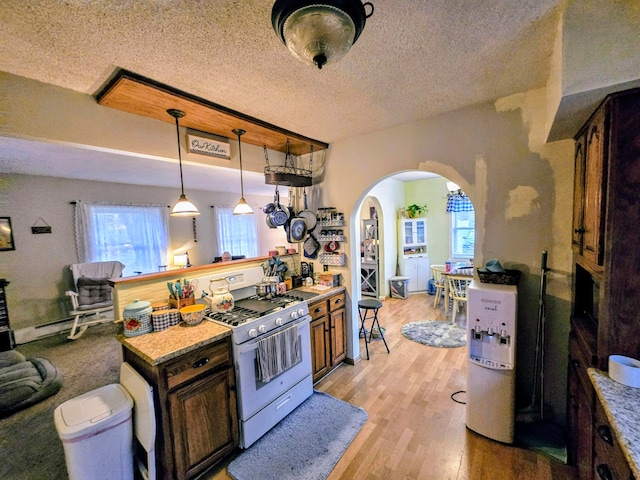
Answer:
215, 206, 259, 258
75, 201, 169, 276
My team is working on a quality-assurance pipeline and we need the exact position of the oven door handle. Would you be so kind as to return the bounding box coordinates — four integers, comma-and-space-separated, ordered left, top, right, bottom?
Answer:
236, 315, 310, 354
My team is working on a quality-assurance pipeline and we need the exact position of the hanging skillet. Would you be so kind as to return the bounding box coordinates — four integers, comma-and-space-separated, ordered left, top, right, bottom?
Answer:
269, 186, 290, 227
286, 216, 307, 243
298, 188, 317, 232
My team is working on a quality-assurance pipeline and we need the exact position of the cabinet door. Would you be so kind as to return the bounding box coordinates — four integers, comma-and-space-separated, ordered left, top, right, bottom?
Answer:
572, 133, 587, 254
168, 368, 238, 480
403, 220, 415, 245
330, 308, 347, 366
416, 257, 431, 292
310, 315, 330, 382
414, 219, 426, 245
582, 107, 607, 267
404, 257, 419, 291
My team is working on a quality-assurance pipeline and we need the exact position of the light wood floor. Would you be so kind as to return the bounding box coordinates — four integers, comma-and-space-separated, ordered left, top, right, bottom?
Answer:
207, 293, 577, 480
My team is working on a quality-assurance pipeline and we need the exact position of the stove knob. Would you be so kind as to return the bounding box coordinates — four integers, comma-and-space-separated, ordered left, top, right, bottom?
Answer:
258, 324, 267, 334
248, 328, 258, 338
275, 317, 283, 326
298, 308, 305, 317
290, 311, 299, 320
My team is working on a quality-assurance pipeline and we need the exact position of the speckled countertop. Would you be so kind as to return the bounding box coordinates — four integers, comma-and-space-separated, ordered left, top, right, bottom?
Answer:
118, 321, 231, 366
589, 368, 640, 478
118, 286, 345, 366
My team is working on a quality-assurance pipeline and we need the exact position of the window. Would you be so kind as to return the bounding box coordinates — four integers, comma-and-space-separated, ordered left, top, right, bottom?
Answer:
75, 202, 169, 276
451, 210, 475, 259
215, 206, 259, 258
447, 195, 475, 260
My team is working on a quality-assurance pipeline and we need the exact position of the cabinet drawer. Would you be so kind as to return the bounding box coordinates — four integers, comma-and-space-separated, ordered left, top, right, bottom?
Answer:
164, 340, 231, 390
569, 334, 595, 398
329, 293, 345, 312
309, 300, 328, 320
594, 402, 632, 480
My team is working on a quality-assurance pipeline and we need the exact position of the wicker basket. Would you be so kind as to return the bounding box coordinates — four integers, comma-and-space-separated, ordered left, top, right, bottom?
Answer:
477, 268, 521, 285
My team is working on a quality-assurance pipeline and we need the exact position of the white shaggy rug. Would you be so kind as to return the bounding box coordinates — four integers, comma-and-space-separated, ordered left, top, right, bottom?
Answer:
401, 320, 467, 348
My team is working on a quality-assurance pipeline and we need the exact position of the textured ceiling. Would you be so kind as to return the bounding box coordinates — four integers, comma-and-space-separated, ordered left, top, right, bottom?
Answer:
0, 0, 564, 192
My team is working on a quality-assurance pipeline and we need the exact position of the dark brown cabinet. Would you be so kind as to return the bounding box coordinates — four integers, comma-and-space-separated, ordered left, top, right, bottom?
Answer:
309, 291, 346, 382
568, 88, 640, 479
123, 338, 238, 480
593, 400, 633, 480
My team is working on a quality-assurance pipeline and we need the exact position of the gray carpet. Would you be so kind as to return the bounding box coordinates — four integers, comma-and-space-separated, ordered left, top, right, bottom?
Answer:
401, 320, 467, 348
227, 391, 368, 480
0, 322, 121, 480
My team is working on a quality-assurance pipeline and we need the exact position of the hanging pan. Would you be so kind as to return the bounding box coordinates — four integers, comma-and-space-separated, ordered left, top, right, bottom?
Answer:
269, 186, 290, 227
298, 188, 317, 232
286, 216, 307, 243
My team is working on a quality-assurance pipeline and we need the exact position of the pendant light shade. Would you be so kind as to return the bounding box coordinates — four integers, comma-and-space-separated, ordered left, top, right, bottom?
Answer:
232, 128, 254, 215
272, 0, 374, 69
167, 109, 200, 217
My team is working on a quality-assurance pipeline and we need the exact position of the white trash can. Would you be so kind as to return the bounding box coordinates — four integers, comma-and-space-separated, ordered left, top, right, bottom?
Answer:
54, 383, 134, 480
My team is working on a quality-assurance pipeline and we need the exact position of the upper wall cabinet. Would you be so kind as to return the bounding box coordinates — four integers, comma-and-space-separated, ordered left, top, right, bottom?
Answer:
400, 219, 427, 254
572, 105, 608, 274
571, 87, 640, 366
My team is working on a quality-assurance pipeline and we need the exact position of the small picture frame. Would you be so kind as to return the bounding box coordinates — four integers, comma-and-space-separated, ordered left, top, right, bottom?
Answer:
0, 217, 15, 251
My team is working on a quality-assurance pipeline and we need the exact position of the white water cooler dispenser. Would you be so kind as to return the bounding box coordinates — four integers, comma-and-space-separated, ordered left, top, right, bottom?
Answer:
466, 280, 518, 443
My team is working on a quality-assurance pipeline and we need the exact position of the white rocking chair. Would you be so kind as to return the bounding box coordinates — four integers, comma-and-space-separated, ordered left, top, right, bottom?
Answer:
65, 261, 124, 340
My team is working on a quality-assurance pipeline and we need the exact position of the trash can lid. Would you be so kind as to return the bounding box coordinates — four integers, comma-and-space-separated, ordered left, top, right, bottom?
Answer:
390, 276, 410, 281
54, 384, 133, 439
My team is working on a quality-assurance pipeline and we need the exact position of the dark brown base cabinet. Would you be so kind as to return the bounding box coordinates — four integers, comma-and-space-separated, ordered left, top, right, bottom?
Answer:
123, 338, 238, 480
568, 88, 640, 479
309, 291, 347, 383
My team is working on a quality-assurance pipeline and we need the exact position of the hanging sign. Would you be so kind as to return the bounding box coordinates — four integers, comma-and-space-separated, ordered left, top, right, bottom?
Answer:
187, 133, 230, 159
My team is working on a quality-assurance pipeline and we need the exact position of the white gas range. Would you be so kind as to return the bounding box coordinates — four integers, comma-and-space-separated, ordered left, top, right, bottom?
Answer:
196, 267, 318, 448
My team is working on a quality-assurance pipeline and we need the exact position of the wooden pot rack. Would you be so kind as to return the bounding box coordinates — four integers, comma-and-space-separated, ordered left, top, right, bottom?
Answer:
95, 69, 329, 156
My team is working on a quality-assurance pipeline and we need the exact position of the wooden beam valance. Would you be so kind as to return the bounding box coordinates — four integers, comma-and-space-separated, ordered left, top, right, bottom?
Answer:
95, 69, 329, 156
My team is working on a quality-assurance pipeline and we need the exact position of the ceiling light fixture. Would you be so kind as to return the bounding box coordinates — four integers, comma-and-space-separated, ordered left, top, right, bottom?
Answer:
272, 0, 374, 70
167, 109, 199, 217
232, 129, 254, 215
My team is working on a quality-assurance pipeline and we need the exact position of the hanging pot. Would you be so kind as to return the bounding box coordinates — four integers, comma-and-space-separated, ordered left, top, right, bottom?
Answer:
269, 186, 290, 227
263, 203, 275, 214
286, 217, 307, 243
266, 214, 277, 229
298, 189, 317, 232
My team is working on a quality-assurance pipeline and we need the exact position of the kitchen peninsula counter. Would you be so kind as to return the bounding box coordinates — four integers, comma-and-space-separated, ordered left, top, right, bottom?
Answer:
118, 321, 231, 366
295, 284, 345, 302
589, 368, 640, 478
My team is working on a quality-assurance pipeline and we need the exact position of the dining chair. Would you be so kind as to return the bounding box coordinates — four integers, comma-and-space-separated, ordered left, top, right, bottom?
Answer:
430, 265, 446, 308
447, 274, 472, 321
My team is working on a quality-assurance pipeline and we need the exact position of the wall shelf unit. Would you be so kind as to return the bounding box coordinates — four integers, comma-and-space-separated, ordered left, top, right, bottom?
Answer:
361, 219, 379, 297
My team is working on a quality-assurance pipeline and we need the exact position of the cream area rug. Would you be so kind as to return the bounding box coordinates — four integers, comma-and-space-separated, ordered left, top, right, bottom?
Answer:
401, 320, 467, 348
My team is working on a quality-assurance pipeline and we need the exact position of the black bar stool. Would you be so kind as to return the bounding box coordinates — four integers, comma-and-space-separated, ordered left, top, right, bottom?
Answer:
358, 299, 390, 360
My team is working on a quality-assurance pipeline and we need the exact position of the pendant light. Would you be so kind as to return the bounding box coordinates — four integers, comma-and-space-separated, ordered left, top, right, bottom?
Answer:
167, 109, 200, 217
232, 128, 254, 215
271, 0, 374, 69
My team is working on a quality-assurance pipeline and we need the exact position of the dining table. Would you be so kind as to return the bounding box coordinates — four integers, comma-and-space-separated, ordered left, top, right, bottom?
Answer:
434, 265, 474, 314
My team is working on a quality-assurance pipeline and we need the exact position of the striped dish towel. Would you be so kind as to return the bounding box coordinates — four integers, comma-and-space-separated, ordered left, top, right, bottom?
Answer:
256, 325, 301, 383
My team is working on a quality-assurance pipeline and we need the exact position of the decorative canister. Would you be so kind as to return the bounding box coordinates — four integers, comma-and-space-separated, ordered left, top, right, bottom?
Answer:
152, 310, 170, 332
167, 308, 181, 327
122, 299, 152, 337
151, 301, 169, 311
206, 278, 234, 313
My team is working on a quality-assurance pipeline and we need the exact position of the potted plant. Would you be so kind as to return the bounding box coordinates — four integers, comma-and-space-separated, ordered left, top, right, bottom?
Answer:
406, 204, 428, 218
